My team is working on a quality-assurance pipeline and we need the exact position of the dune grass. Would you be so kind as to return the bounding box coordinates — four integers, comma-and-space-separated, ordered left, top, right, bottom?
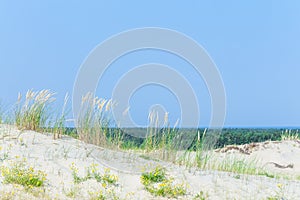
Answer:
1, 90, 299, 200
0, 101, 10, 124
0, 90, 296, 178
75, 92, 181, 159
177, 131, 274, 177
14, 90, 55, 131
76, 92, 119, 147
281, 129, 299, 141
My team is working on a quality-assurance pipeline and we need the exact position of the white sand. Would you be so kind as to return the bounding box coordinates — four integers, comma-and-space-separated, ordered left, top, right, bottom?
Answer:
0, 124, 299, 199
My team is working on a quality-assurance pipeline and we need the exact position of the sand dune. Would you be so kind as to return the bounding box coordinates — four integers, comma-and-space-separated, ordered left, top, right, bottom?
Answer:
0, 124, 299, 199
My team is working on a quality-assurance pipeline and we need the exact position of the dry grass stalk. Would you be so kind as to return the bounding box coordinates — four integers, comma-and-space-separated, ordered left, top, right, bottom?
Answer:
15, 89, 55, 131
76, 92, 114, 147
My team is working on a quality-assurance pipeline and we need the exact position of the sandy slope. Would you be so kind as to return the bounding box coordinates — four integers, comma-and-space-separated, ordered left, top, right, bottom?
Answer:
0, 124, 299, 200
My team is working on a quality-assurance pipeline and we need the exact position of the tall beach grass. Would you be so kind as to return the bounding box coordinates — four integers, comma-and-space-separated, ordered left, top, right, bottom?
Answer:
281, 129, 299, 141
0, 89, 295, 178
14, 90, 55, 131
76, 92, 118, 147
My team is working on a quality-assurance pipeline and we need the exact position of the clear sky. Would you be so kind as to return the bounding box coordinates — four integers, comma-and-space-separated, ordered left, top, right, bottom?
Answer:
0, 1, 299, 127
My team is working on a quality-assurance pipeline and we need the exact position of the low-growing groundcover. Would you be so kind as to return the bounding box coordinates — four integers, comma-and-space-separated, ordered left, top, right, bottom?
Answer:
140, 166, 186, 198
0, 160, 47, 188
70, 162, 118, 186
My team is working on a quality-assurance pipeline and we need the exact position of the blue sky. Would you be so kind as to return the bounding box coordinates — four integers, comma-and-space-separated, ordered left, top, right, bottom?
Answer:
0, 1, 299, 127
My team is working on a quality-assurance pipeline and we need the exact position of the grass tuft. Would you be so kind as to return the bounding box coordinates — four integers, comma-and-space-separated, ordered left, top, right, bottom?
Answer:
14, 89, 55, 131
76, 93, 117, 147
281, 129, 299, 141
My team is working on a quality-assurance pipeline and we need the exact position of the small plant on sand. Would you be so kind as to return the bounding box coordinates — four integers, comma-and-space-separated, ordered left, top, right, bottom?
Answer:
70, 164, 93, 184
65, 185, 80, 198
266, 183, 286, 200
101, 168, 119, 186
0, 145, 10, 162
141, 166, 186, 198
193, 191, 209, 200
14, 90, 55, 131
89, 190, 106, 200
0, 190, 17, 200
70, 162, 118, 186
0, 186, 50, 200
140, 166, 167, 185
69, 162, 89, 183
89, 188, 120, 200
0, 160, 47, 188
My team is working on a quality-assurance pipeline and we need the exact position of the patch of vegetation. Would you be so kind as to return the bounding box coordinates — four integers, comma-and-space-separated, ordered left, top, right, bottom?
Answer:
69, 162, 86, 183
140, 166, 167, 185
5, 90, 298, 151
0, 160, 47, 188
178, 137, 276, 178
76, 93, 116, 147
216, 156, 260, 175
0, 186, 51, 200
140, 166, 186, 198
70, 162, 118, 186
65, 186, 78, 198
266, 183, 287, 200
281, 129, 299, 141
193, 191, 209, 200
100, 168, 119, 186
258, 171, 275, 178
89, 189, 121, 200
14, 90, 55, 131
0, 145, 10, 162
0, 90, 297, 181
